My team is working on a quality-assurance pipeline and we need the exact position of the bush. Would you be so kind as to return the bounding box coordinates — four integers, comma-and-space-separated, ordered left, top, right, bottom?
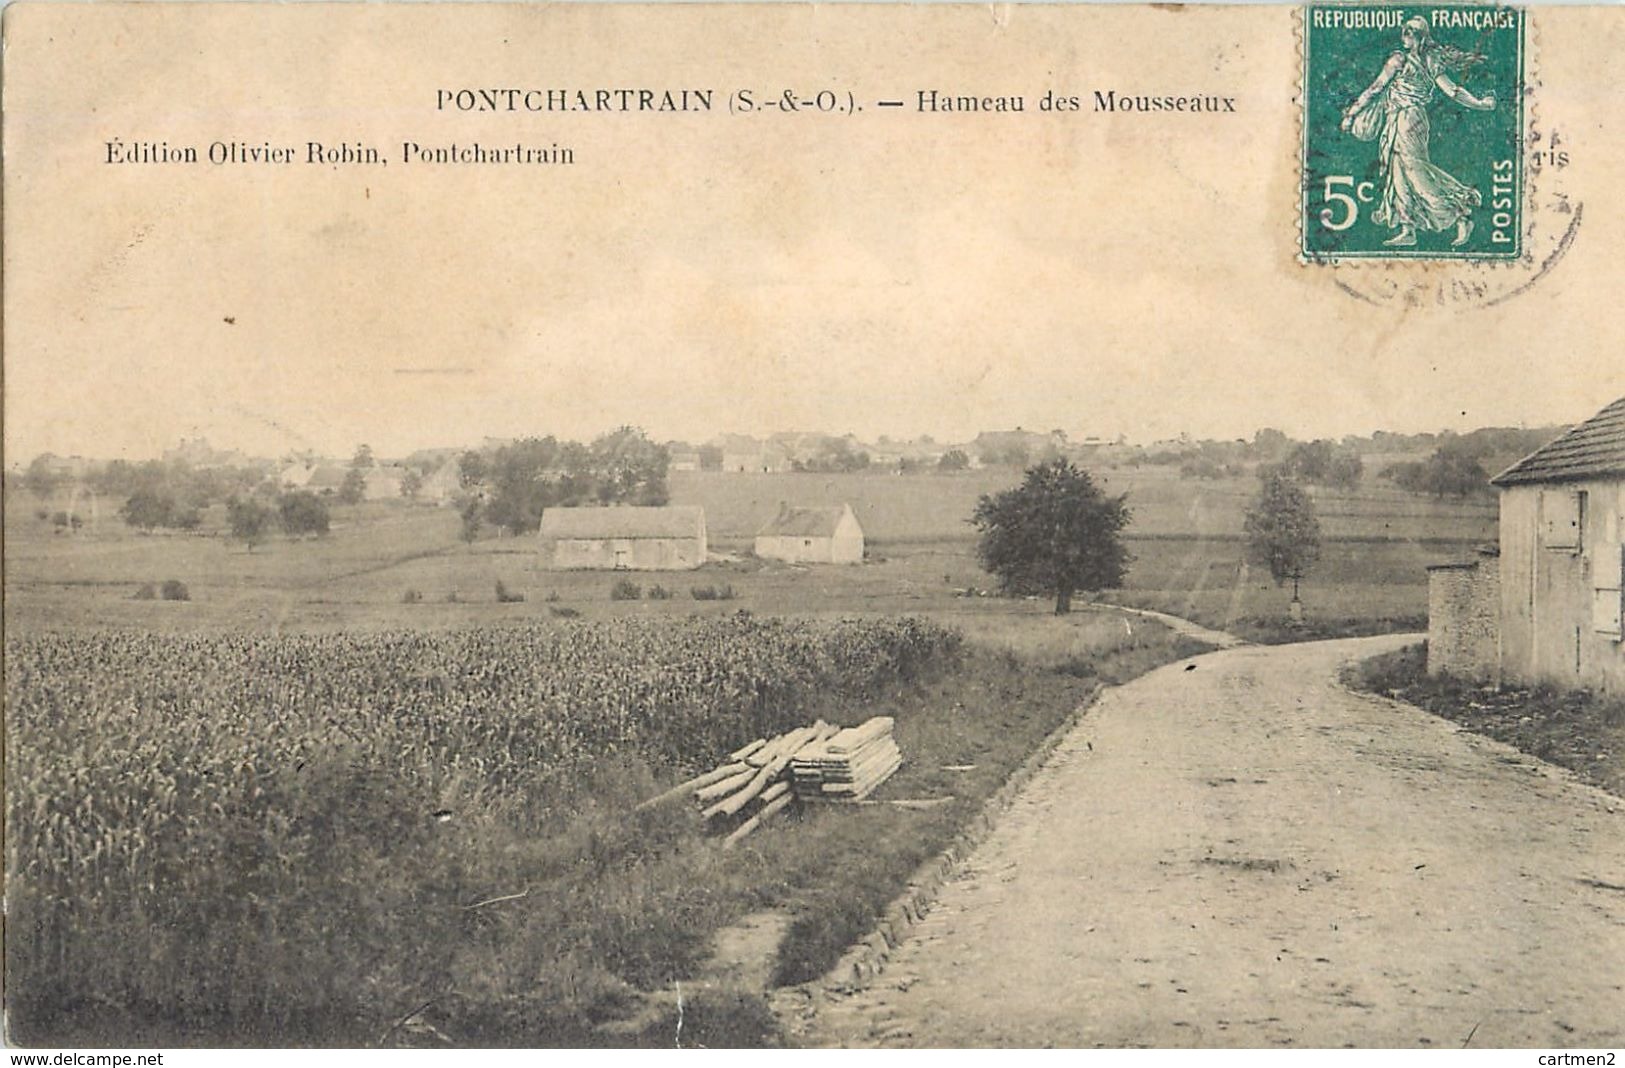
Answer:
646, 584, 673, 601
120, 490, 180, 532
159, 580, 190, 602
445, 590, 460, 603
495, 580, 525, 604
401, 589, 423, 604
227, 497, 273, 550
549, 605, 581, 619
610, 579, 642, 601
279, 491, 330, 538
690, 583, 736, 602
132, 583, 156, 601
34, 508, 49, 522
545, 590, 561, 603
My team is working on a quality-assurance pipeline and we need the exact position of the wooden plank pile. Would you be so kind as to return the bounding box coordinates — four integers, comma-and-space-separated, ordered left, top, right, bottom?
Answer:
634, 717, 903, 846
789, 717, 901, 802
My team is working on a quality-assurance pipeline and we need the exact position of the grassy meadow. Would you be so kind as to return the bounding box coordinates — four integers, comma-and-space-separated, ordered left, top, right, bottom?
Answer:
4, 465, 1493, 635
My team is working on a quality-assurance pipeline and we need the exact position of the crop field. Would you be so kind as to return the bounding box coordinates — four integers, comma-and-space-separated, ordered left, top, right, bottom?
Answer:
5, 616, 966, 1042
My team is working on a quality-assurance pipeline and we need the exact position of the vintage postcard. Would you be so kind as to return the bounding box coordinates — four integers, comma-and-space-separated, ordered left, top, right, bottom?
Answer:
4, 2, 1624, 1053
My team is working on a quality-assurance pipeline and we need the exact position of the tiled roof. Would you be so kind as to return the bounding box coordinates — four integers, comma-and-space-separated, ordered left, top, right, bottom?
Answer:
756, 504, 853, 538
538, 506, 704, 540
1492, 397, 1625, 486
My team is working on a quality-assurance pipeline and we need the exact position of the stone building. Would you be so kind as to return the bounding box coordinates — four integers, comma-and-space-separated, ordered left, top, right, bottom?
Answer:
1427, 397, 1625, 693
1489, 397, 1625, 693
754, 502, 864, 564
536, 506, 707, 570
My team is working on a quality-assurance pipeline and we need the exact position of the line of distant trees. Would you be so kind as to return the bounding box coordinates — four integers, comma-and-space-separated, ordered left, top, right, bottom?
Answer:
457, 426, 670, 538
23, 454, 267, 513
16, 426, 677, 547
1261, 440, 1365, 490
222, 493, 330, 550
1135, 435, 1361, 487
791, 438, 871, 473
15, 419, 1562, 545
1380, 444, 1493, 499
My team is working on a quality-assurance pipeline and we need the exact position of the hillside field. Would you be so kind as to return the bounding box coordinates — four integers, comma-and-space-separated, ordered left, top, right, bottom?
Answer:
668, 467, 1496, 546
3, 461, 1495, 627
5, 465, 1494, 635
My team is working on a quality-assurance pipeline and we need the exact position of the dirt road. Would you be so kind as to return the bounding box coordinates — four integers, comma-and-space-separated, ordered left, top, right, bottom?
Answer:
801, 636, 1625, 1048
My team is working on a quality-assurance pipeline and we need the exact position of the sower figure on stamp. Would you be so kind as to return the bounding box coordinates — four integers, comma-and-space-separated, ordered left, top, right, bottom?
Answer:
1341, 16, 1496, 248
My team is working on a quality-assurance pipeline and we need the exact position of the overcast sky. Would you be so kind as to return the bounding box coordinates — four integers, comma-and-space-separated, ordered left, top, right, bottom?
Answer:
5, 5, 1622, 462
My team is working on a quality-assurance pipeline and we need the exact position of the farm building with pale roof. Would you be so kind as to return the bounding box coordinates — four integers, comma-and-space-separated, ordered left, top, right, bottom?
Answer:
1428, 396, 1625, 693
537, 505, 708, 571
755, 503, 864, 564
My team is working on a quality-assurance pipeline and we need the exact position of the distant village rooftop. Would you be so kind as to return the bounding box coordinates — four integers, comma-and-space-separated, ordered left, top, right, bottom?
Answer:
1491, 397, 1625, 486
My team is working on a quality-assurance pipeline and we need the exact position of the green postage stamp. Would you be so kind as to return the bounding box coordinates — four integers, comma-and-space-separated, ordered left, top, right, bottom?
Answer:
1301, 5, 1525, 261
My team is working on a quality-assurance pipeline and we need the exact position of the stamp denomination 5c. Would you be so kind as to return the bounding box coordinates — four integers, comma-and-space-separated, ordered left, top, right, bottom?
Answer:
1302, 5, 1525, 261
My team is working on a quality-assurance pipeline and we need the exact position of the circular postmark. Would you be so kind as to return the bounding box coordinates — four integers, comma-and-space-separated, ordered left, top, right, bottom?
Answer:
1323, 126, 1581, 310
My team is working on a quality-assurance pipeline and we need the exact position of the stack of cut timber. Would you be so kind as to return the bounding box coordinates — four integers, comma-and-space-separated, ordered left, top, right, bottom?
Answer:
637, 720, 844, 847
789, 716, 901, 802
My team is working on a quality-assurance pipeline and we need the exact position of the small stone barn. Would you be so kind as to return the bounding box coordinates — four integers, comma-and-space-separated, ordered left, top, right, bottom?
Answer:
754, 503, 864, 564
1430, 398, 1625, 693
537, 506, 707, 571
1489, 397, 1625, 694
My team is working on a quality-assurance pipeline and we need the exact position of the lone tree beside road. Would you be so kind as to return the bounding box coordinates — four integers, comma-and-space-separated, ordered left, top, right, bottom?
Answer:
972, 458, 1131, 615
1244, 471, 1321, 611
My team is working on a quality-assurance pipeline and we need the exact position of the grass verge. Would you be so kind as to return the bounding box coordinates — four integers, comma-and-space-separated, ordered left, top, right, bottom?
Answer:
1226, 613, 1427, 645
1344, 643, 1625, 798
